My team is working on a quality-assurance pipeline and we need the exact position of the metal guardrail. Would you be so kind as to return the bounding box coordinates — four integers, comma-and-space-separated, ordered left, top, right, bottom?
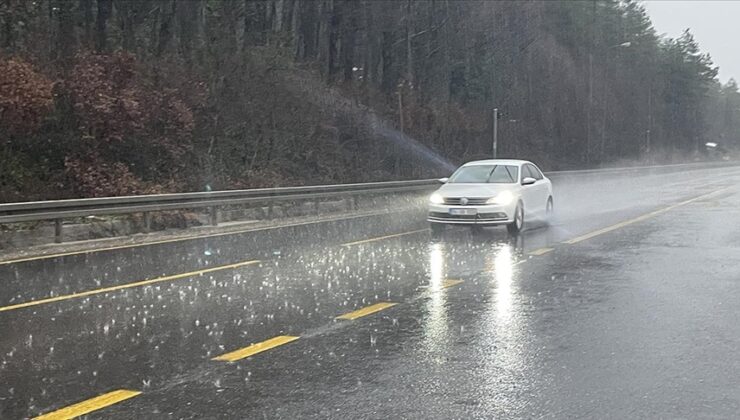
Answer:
0, 179, 439, 243
1, 160, 738, 243
545, 160, 740, 177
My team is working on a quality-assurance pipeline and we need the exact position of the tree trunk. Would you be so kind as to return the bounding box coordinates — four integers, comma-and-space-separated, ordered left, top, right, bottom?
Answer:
118, 0, 136, 51
341, 0, 355, 82
360, 0, 371, 87
328, 1, 339, 80
291, 0, 302, 58
235, 0, 247, 54
55, 0, 75, 65
95, 0, 112, 52
380, 30, 393, 93
317, 0, 338, 82
300, 0, 317, 58
441, 0, 452, 151
80, 0, 93, 46
274, 0, 284, 32
194, 0, 206, 54
0, 0, 13, 51
156, 0, 176, 57
405, 0, 414, 88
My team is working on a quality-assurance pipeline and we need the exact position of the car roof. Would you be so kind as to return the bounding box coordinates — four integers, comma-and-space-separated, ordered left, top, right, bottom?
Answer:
462, 159, 532, 167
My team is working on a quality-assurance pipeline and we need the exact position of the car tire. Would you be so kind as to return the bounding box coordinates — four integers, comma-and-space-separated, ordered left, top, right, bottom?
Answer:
507, 202, 524, 235
545, 196, 554, 224
430, 223, 445, 236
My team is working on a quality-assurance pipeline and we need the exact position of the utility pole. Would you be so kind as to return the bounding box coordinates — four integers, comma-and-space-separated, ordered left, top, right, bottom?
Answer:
646, 86, 652, 161
587, 52, 593, 165
646, 129, 651, 156
493, 108, 499, 158
396, 89, 404, 176
586, 0, 596, 166
590, 40, 632, 163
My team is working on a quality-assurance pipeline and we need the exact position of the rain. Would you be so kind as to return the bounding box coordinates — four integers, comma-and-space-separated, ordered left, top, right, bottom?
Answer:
2, 1, 740, 419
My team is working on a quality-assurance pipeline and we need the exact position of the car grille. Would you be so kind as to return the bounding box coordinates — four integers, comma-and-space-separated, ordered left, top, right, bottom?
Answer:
429, 211, 476, 220
428, 212, 508, 221
442, 197, 489, 205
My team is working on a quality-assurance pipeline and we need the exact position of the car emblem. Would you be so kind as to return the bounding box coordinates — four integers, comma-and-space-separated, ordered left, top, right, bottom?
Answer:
460, 197, 469, 206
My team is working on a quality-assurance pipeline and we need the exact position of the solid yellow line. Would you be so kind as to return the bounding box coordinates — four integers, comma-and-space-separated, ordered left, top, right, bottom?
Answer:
441, 279, 464, 288
0, 210, 402, 266
564, 187, 731, 245
213, 335, 300, 362
34, 389, 141, 420
0, 259, 260, 313
336, 302, 398, 320
529, 247, 554, 256
0, 245, 155, 266
340, 229, 428, 247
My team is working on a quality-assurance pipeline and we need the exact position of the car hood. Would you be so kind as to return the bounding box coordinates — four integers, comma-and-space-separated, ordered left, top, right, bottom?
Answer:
435, 183, 515, 198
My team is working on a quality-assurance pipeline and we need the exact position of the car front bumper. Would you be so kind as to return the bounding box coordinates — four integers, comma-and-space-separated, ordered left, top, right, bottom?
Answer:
427, 203, 516, 225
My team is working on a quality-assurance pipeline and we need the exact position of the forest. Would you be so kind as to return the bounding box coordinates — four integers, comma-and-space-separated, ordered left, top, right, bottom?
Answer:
0, 0, 738, 201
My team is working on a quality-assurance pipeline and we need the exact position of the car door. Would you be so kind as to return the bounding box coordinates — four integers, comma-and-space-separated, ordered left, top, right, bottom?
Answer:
520, 164, 539, 218
530, 164, 551, 204
523, 164, 548, 217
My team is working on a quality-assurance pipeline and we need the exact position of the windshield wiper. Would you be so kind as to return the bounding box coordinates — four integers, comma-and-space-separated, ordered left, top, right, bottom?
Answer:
503, 166, 515, 182
486, 165, 498, 183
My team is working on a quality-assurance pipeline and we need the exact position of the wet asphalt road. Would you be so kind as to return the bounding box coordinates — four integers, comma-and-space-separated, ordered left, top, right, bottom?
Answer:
2, 165, 740, 419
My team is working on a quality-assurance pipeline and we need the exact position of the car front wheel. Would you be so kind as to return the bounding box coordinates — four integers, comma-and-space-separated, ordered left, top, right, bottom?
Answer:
507, 202, 524, 235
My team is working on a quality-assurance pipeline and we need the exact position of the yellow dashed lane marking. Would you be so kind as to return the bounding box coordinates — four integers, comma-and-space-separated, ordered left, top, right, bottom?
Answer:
34, 389, 141, 420
340, 229, 428, 247
0, 259, 260, 313
564, 187, 730, 245
441, 279, 464, 288
336, 302, 398, 320
213, 336, 300, 362
529, 247, 554, 256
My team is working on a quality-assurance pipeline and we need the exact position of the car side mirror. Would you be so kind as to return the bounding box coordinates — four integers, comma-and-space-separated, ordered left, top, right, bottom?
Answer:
438, 177, 449, 184
522, 177, 536, 186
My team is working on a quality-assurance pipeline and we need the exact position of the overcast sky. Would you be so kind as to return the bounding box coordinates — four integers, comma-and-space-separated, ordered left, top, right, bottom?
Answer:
642, 0, 740, 84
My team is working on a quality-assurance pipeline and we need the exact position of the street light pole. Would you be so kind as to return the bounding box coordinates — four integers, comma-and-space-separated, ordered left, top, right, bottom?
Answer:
493, 108, 498, 158
646, 129, 651, 157
396, 88, 404, 176
588, 41, 632, 164
587, 52, 593, 165
646, 85, 652, 162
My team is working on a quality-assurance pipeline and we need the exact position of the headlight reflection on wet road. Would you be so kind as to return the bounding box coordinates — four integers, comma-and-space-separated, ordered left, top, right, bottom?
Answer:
493, 244, 514, 321
483, 242, 532, 413
421, 242, 450, 357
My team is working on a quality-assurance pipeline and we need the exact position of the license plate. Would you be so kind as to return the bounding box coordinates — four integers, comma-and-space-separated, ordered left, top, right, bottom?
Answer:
450, 208, 477, 216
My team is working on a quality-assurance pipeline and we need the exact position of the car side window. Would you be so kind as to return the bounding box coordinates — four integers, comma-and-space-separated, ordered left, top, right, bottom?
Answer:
521, 165, 534, 182
529, 164, 544, 180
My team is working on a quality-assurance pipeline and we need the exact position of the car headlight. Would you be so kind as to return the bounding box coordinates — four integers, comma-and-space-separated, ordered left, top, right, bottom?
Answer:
429, 193, 444, 204
486, 190, 514, 205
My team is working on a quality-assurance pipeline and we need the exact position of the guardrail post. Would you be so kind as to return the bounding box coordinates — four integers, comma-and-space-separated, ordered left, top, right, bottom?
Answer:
209, 206, 218, 226
351, 196, 359, 210
54, 219, 62, 243
143, 212, 151, 233
314, 199, 320, 215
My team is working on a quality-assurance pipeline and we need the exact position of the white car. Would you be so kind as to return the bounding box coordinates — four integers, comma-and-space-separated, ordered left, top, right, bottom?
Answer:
428, 159, 553, 234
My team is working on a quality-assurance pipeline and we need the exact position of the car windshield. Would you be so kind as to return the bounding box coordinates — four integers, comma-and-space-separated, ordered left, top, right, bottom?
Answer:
448, 165, 519, 184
